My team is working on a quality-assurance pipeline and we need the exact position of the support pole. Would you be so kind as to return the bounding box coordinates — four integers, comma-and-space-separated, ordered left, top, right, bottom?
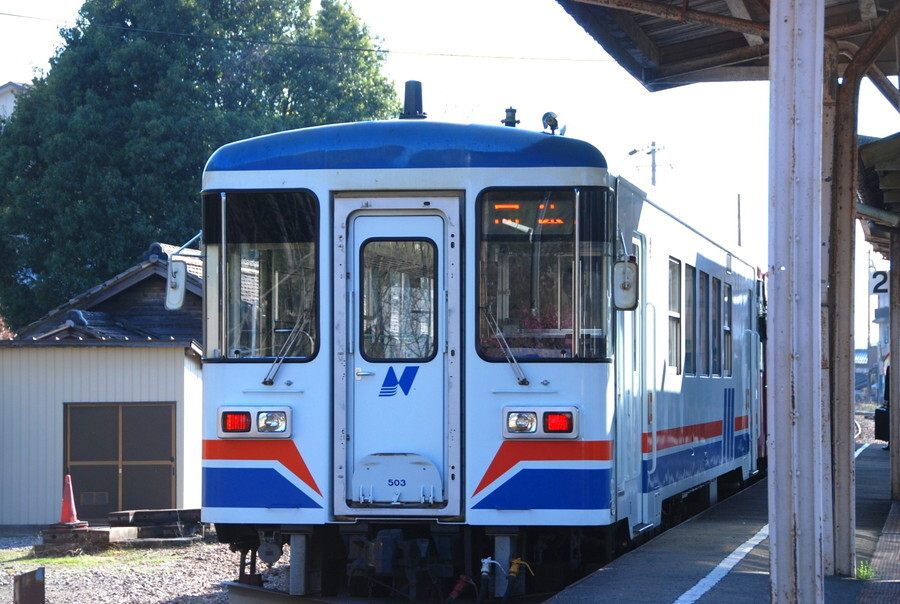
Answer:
830, 54, 858, 580
768, 0, 826, 600
891, 232, 900, 499
829, 2, 900, 571
820, 38, 838, 577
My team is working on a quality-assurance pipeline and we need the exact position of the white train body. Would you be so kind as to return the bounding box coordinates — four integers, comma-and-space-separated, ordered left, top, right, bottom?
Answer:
198, 118, 764, 597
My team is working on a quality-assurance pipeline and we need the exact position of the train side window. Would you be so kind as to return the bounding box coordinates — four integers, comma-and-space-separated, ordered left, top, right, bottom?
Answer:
712, 277, 721, 376
684, 265, 696, 375
668, 257, 682, 374
723, 283, 733, 377
698, 271, 710, 375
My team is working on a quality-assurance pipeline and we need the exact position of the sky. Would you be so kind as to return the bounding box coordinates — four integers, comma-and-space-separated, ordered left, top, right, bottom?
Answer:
1, 0, 898, 345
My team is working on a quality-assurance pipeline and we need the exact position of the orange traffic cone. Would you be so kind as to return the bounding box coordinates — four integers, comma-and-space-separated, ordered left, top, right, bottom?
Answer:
57, 474, 88, 528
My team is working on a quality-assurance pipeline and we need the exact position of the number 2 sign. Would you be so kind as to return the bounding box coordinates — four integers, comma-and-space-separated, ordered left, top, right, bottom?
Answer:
871, 270, 890, 295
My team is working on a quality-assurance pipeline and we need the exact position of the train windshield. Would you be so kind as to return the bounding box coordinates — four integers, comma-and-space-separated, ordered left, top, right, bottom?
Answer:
203, 191, 319, 360
478, 187, 615, 361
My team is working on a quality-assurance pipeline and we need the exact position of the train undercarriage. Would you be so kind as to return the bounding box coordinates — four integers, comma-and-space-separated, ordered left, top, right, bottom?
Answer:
215, 469, 754, 601
216, 520, 626, 601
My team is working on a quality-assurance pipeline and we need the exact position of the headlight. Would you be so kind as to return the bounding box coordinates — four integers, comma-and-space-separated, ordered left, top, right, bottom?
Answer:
257, 411, 287, 433
507, 411, 538, 433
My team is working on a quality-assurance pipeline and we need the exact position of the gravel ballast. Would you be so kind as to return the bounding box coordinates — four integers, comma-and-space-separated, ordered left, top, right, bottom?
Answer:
0, 535, 289, 603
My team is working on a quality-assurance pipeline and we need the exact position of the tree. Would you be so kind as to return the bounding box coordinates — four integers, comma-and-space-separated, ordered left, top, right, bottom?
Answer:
0, 0, 399, 330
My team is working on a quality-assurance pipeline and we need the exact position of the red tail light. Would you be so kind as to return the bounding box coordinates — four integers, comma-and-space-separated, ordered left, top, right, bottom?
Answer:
222, 411, 252, 432
543, 412, 574, 433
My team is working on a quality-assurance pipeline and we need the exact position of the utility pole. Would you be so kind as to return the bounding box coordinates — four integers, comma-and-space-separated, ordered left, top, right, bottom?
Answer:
628, 141, 663, 186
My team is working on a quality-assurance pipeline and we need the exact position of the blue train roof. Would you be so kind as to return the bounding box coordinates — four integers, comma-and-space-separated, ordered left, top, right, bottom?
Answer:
204, 120, 607, 173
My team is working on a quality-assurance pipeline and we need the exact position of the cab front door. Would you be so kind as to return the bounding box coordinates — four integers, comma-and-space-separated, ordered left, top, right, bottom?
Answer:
333, 195, 460, 518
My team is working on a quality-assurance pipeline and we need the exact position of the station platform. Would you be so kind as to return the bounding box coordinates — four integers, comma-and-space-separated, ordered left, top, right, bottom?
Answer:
548, 444, 900, 603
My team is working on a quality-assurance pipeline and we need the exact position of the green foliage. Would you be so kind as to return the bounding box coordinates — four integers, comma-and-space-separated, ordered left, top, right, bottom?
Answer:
856, 559, 877, 580
0, 0, 400, 329
1, 546, 176, 567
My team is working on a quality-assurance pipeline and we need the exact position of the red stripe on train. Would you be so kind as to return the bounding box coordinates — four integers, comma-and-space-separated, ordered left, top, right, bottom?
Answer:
473, 440, 612, 496
203, 439, 322, 496
641, 416, 750, 453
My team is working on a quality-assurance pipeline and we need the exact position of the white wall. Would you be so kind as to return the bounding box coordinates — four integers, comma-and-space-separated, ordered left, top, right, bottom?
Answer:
0, 345, 202, 525
0, 82, 24, 121
179, 351, 204, 508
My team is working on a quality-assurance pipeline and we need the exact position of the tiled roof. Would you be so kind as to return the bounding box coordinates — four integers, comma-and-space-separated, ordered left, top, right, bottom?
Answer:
153, 242, 203, 279
6, 243, 202, 345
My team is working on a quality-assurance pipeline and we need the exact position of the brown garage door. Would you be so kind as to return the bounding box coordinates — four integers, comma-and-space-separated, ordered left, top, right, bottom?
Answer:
65, 403, 175, 521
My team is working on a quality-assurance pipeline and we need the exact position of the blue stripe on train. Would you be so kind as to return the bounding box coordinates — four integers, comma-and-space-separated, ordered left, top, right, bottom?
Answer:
203, 467, 321, 509
642, 434, 750, 492
472, 468, 611, 510
724, 388, 736, 461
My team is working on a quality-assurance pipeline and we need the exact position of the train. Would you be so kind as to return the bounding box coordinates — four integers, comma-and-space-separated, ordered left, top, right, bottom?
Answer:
192, 83, 766, 600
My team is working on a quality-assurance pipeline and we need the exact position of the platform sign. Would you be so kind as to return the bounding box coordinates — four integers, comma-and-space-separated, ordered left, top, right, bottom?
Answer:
870, 270, 889, 296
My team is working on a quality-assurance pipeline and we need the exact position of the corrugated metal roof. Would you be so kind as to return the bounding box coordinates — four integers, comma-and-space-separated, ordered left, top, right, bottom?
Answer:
554, 0, 900, 259
557, 0, 899, 92
858, 133, 900, 259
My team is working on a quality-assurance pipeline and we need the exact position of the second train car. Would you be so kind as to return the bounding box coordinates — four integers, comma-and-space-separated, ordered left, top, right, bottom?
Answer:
195, 94, 766, 599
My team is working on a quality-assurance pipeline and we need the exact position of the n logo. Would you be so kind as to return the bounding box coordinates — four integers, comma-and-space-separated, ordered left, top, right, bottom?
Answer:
379, 367, 419, 397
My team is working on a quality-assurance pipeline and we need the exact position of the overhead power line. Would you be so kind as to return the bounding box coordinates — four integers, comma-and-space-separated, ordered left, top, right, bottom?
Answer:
0, 10, 613, 64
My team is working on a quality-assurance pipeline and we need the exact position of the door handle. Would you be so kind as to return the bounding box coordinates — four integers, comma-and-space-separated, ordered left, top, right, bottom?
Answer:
355, 368, 375, 380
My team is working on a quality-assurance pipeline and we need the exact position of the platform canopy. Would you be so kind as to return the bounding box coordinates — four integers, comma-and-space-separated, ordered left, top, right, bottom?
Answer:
557, 0, 899, 92
859, 133, 900, 259
557, 0, 900, 258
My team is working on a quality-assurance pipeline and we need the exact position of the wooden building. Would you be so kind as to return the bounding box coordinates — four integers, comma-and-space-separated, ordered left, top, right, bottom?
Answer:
0, 243, 203, 525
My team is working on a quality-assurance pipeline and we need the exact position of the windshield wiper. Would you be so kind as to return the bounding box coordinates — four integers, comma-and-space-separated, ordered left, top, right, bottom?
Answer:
262, 320, 311, 386
500, 219, 534, 240
481, 306, 529, 386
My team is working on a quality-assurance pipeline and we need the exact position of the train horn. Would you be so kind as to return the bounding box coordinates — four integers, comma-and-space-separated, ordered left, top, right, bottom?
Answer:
400, 80, 427, 120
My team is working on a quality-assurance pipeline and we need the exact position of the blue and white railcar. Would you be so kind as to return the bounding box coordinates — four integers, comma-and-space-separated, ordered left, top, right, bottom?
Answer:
196, 105, 764, 598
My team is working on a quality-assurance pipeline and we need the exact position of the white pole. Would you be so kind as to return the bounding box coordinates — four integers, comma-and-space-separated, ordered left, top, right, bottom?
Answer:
890, 233, 900, 498
768, 0, 826, 599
